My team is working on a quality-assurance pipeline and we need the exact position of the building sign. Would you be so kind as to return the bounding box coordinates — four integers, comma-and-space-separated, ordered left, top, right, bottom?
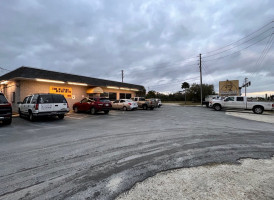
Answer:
50, 86, 72, 98
219, 80, 240, 96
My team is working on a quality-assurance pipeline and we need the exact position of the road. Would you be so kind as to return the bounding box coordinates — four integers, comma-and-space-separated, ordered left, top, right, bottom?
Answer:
0, 105, 274, 200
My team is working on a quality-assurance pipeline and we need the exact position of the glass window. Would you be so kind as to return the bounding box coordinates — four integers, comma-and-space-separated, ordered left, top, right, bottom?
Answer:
125, 93, 132, 99
113, 100, 119, 103
81, 98, 88, 103
119, 93, 126, 99
120, 100, 125, 103
31, 94, 39, 104
22, 97, 28, 104
52, 94, 67, 103
38, 95, 53, 104
101, 92, 109, 98
140, 98, 146, 101
0, 94, 8, 103
236, 97, 244, 101
12, 92, 15, 103
100, 98, 110, 103
109, 93, 117, 101
27, 96, 32, 104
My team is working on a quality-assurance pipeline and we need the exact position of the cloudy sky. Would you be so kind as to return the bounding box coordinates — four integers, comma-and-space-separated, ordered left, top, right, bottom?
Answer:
0, 0, 273, 95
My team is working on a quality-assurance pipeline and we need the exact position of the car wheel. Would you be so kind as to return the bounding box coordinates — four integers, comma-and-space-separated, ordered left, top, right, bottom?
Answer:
123, 106, 127, 111
3, 118, 12, 125
90, 107, 96, 115
58, 114, 65, 119
143, 105, 148, 110
18, 109, 22, 118
104, 110, 109, 114
74, 107, 78, 113
213, 104, 222, 111
253, 106, 264, 114
29, 111, 35, 121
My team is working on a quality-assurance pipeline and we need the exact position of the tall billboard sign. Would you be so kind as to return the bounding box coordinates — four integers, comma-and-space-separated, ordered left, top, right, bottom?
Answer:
219, 80, 240, 96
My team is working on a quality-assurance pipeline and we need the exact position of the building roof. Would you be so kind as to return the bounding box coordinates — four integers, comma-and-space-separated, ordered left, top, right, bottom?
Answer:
0, 66, 145, 91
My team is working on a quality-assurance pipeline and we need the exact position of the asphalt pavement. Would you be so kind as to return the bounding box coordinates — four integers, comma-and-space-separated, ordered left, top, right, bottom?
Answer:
0, 105, 273, 200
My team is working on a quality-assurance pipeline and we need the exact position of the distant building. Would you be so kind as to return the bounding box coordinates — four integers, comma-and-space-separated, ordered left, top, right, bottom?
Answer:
0, 66, 145, 112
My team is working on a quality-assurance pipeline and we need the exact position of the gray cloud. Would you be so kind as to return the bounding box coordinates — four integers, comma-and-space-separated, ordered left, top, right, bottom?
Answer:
0, 0, 273, 94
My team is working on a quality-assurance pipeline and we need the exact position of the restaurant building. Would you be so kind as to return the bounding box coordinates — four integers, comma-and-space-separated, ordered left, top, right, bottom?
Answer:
0, 66, 145, 112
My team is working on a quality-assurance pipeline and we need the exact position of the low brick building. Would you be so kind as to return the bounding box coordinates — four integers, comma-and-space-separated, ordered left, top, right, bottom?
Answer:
0, 66, 145, 112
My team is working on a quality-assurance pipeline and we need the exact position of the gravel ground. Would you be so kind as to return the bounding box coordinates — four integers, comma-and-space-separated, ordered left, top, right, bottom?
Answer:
116, 156, 274, 200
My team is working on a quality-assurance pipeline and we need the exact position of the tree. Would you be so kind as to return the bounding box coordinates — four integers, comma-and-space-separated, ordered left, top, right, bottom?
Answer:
187, 83, 215, 102
146, 90, 156, 99
181, 82, 190, 90
181, 82, 190, 104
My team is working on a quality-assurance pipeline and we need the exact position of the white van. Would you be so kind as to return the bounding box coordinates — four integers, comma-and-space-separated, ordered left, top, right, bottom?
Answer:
18, 94, 69, 121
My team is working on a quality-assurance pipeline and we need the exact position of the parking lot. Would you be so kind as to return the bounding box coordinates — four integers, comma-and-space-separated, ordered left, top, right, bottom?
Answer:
0, 105, 274, 199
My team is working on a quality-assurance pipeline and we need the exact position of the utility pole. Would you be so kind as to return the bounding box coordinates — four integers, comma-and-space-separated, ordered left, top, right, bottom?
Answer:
199, 54, 203, 105
121, 70, 124, 83
244, 77, 248, 97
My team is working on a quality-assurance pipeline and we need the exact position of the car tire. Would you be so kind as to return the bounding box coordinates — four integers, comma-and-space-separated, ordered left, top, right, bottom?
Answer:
143, 105, 148, 110
18, 109, 22, 118
104, 110, 109, 114
253, 106, 264, 114
3, 118, 12, 125
29, 111, 35, 122
90, 107, 96, 115
58, 114, 65, 119
213, 104, 222, 111
74, 107, 78, 113
123, 106, 127, 111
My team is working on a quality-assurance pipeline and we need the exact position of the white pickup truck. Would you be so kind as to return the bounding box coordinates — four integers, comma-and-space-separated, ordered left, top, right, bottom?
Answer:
210, 96, 274, 114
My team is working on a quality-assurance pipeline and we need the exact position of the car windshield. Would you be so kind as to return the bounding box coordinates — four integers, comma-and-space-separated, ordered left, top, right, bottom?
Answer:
0, 94, 8, 103
100, 98, 110, 103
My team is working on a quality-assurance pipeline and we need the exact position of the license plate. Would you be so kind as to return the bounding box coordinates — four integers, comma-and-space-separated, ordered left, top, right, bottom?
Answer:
105, 104, 109, 106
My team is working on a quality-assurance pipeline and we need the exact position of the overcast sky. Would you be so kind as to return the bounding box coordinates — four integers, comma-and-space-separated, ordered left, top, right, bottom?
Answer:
0, 0, 273, 95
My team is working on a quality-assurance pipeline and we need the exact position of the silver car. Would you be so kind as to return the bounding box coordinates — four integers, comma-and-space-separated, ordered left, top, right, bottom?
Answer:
111, 99, 138, 111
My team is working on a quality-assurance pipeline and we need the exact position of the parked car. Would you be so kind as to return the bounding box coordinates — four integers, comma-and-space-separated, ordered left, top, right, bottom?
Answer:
111, 99, 138, 111
210, 96, 274, 114
150, 98, 162, 108
18, 93, 69, 121
131, 97, 157, 110
0, 93, 12, 125
73, 97, 112, 114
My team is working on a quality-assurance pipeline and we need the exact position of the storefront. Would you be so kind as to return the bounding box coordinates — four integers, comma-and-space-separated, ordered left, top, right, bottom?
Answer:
0, 66, 145, 112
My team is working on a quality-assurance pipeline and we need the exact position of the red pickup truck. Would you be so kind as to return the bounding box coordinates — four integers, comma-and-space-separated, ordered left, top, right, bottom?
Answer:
73, 97, 112, 114
0, 93, 12, 125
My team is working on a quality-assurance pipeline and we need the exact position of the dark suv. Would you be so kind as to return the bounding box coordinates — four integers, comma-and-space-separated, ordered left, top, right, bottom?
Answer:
0, 93, 12, 125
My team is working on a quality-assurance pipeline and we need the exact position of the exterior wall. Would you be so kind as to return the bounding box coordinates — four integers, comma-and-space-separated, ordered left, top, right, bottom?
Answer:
11, 80, 138, 113
19, 80, 88, 110
0, 79, 139, 113
0, 81, 19, 112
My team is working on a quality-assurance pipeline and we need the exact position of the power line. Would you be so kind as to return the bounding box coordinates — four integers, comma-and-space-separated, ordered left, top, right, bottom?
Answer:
203, 27, 273, 58
203, 33, 273, 63
203, 20, 274, 55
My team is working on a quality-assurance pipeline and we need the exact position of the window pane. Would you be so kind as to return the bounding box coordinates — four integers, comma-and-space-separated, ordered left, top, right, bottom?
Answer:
38, 95, 53, 104
125, 93, 132, 99
0, 94, 8, 103
31, 95, 39, 103
119, 93, 126, 99
52, 94, 67, 103
27, 96, 32, 104
109, 93, 117, 101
